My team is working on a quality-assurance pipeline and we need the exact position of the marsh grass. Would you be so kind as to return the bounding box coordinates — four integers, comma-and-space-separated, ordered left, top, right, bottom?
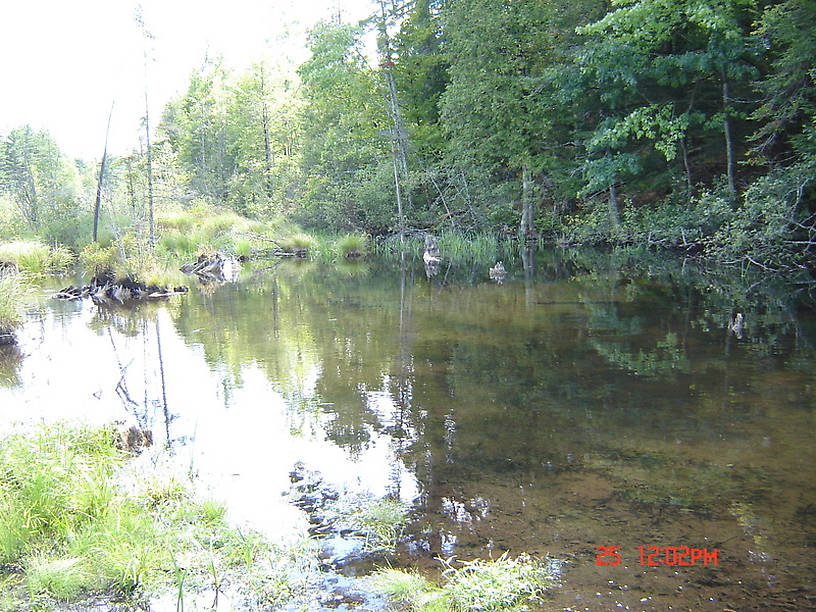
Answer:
281, 232, 318, 254
336, 233, 368, 259
0, 275, 24, 335
0, 241, 49, 274
47, 245, 76, 274
0, 424, 318, 610
373, 231, 516, 267
373, 553, 558, 612
155, 208, 311, 262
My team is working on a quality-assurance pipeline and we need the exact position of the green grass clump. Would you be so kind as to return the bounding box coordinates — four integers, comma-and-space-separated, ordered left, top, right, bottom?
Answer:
373, 553, 558, 612
281, 233, 317, 254
336, 233, 368, 259
47, 245, 76, 274
0, 241, 51, 275
156, 210, 196, 234
372, 231, 515, 267
200, 212, 247, 238
157, 231, 199, 259
234, 238, 252, 258
0, 275, 24, 335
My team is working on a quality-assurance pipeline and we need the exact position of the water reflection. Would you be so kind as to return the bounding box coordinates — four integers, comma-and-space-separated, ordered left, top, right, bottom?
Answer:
0, 342, 23, 387
1, 251, 814, 609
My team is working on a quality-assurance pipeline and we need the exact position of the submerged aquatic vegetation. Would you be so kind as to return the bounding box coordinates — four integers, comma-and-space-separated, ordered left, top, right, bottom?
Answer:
373, 553, 558, 611
0, 423, 318, 610
336, 496, 409, 553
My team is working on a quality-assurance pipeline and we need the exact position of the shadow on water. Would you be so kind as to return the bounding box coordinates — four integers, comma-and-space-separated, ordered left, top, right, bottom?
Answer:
2, 247, 815, 610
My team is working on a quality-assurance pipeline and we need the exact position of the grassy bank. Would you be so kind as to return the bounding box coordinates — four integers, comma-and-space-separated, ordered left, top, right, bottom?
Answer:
0, 241, 75, 276
0, 423, 317, 611
0, 275, 24, 343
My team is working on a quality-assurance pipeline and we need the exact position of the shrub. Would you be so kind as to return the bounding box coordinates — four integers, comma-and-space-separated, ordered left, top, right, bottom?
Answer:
79, 243, 117, 277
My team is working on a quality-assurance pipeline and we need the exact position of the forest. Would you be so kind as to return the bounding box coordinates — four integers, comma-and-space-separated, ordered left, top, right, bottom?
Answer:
0, 0, 814, 271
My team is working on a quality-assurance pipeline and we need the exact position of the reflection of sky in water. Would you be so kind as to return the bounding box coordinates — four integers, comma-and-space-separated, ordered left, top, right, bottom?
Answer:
0, 299, 418, 541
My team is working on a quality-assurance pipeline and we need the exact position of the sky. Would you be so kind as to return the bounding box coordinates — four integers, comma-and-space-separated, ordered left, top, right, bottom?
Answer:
0, 0, 375, 160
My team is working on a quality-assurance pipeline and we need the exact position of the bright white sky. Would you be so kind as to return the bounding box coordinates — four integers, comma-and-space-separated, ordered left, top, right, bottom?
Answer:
0, 0, 375, 160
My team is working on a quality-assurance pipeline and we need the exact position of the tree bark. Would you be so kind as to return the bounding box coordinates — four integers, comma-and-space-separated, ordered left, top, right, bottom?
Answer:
520, 164, 536, 242
260, 69, 274, 197
145, 89, 155, 245
378, 0, 411, 245
722, 73, 736, 196
93, 103, 114, 242
136, 7, 156, 245
680, 138, 693, 192
608, 181, 621, 226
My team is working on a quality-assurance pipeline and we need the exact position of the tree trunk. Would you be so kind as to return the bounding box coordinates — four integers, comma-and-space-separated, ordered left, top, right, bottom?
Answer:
680, 138, 693, 192
608, 181, 621, 226
145, 90, 155, 246
519, 164, 535, 242
378, 0, 411, 244
392, 149, 405, 247
722, 73, 736, 196
260, 69, 274, 197
137, 8, 155, 245
93, 103, 114, 243
126, 155, 137, 213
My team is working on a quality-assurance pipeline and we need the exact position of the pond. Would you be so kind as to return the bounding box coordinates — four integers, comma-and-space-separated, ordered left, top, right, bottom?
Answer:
1, 249, 814, 610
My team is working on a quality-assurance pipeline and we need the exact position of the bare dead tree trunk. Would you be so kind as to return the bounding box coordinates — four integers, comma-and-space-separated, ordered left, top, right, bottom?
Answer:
136, 6, 156, 245
680, 138, 693, 192
722, 72, 736, 196
259, 68, 274, 197
378, 0, 411, 245
519, 163, 535, 242
609, 181, 621, 226
126, 154, 137, 213
145, 91, 155, 245
93, 102, 114, 243
392, 149, 405, 247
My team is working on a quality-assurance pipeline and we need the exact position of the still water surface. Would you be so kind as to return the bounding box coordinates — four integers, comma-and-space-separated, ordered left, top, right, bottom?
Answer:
1, 251, 814, 610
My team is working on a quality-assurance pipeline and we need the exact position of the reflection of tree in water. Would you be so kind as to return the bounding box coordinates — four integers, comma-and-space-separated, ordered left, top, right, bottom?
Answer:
82, 301, 181, 448
572, 248, 816, 381
0, 343, 23, 387
87, 300, 176, 337
160, 254, 815, 581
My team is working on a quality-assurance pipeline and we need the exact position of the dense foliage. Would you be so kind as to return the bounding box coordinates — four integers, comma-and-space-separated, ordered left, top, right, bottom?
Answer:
0, 0, 813, 270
